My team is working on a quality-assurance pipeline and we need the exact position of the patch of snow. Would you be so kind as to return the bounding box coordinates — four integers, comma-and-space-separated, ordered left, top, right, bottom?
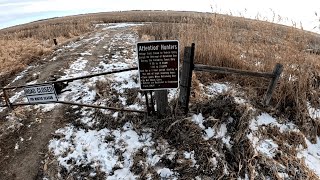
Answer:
308, 102, 320, 119
69, 57, 87, 71
26, 80, 38, 85
127, 103, 144, 111
168, 88, 179, 102
205, 127, 214, 139
255, 61, 262, 66
14, 142, 19, 150
64, 41, 82, 50
107, 168, 137, 180
146, 149, 161, 166
278, 173, 289, 178
49, 122, 153, 175
184, 151, 197, 166
112, 112, 119, 118
192, 114, 232, 148
103, 23, 143, 30
9, 66, 33, 84
49, 57, 57, 61
62, 80, 96, 104
207, 83, 230, 94
92, 62, 130, 73
111, 70, 139, 93
247, 133, 259, 147
191, 113, 205, 129
80, 52, 92, 56
35, 104, 57, 112
145, 138, 177, 168
157, 168, 178, 179
216, 123, 228, 137
250, 113, 277, 131
298, 137, 320, 177
256, 139, 278, 158
249, 112, 300, 133
234, 97, 246, 104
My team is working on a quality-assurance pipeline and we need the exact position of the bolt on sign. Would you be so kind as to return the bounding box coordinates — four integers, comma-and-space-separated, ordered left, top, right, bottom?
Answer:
24, 84, 58, 103
137, 40, 179, 90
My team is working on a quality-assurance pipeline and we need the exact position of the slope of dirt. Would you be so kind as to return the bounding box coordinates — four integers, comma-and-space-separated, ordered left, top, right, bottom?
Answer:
0, 23, 142, 180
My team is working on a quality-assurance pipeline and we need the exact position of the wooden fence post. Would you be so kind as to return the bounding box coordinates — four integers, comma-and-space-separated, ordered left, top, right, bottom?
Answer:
3, 89, 11, 109
179, 43, 195, 114
144, 91, 151, 116
264, 63, 283, 105
155, 90, 168, 117
53, 39, 58, 46
149, 91, 155, 114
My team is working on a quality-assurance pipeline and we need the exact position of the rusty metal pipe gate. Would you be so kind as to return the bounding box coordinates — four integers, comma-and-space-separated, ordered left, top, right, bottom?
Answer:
1, 67, 148, 114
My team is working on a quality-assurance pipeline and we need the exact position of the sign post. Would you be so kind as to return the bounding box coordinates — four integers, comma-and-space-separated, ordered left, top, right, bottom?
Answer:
137, 40, 179, 117
24, 84, 58, 103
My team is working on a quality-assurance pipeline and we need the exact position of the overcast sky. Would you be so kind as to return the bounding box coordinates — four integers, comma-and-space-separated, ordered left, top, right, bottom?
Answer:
0, 0, 319, 33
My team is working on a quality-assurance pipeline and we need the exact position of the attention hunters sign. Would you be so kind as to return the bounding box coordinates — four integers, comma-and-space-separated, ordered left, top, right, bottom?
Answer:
137, 40, 179, 90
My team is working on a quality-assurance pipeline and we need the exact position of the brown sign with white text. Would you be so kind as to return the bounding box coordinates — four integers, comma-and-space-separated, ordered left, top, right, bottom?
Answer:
137, 40, 179, 90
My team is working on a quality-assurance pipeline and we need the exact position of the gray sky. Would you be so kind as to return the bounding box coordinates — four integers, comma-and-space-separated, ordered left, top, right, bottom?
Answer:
0, 0, 319, 33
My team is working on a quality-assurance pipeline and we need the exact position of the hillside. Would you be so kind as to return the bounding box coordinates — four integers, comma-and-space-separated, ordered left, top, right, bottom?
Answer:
0, 11, 320, 179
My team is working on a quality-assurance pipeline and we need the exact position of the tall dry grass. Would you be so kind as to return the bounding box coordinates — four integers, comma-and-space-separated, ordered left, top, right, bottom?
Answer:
137, 13, 320, 140
1, 10, 320, 139
0, 11, 201, 86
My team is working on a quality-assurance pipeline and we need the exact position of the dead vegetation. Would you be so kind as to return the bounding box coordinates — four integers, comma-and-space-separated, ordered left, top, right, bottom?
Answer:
2, 10, 320, 179
136, 12, 320, 142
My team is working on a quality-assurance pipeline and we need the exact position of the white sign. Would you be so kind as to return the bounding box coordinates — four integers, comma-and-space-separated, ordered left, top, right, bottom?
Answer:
24, 84, 58, 103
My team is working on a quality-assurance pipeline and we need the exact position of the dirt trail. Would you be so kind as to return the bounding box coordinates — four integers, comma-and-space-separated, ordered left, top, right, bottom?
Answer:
0, 24, 140, 180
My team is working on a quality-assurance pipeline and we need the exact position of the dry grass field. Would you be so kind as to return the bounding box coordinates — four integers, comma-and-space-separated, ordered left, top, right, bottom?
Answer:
1, 10, 320, 179
1, 10, 320, 140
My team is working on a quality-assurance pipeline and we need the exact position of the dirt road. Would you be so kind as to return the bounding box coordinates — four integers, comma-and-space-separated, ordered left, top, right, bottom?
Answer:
0, 23, 142, 180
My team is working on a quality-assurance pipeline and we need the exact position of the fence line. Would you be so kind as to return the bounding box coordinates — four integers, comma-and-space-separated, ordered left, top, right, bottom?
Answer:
179, 43, 283, 114
193, 64, 275, 78
1, 67, 146, 114
12, 101, 146, 113
3, 67, 138, 90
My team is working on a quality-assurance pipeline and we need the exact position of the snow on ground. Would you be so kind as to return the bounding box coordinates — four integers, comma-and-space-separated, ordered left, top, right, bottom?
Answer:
49, 122, 180, 179
298, 136, 320, 177
308, 102, 320, 119
49, 122, 152, 178
8, 66, 34, 85
206, 82, 230, 94
248, 111, 320, 176
55, 23, 145, 111
191, 113, 231, 147
2, 22, 319, 178
190, 81, 320, 177
47, 23, 180, 178
102, 23, 144, 30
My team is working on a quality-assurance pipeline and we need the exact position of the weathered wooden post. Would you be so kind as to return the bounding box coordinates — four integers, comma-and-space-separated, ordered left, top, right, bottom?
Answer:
264, 63, 283, 105
144, 91, 151, 115
179, 43, 195, 114
2, 89, 11, 109
149, 91, 155, 114
155, 90, 168, 117
53, 39, 58, 46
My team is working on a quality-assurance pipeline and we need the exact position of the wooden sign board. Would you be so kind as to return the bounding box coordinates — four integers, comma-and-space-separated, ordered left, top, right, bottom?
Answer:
137, 40, 179, 90
24, 84, 58, 103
